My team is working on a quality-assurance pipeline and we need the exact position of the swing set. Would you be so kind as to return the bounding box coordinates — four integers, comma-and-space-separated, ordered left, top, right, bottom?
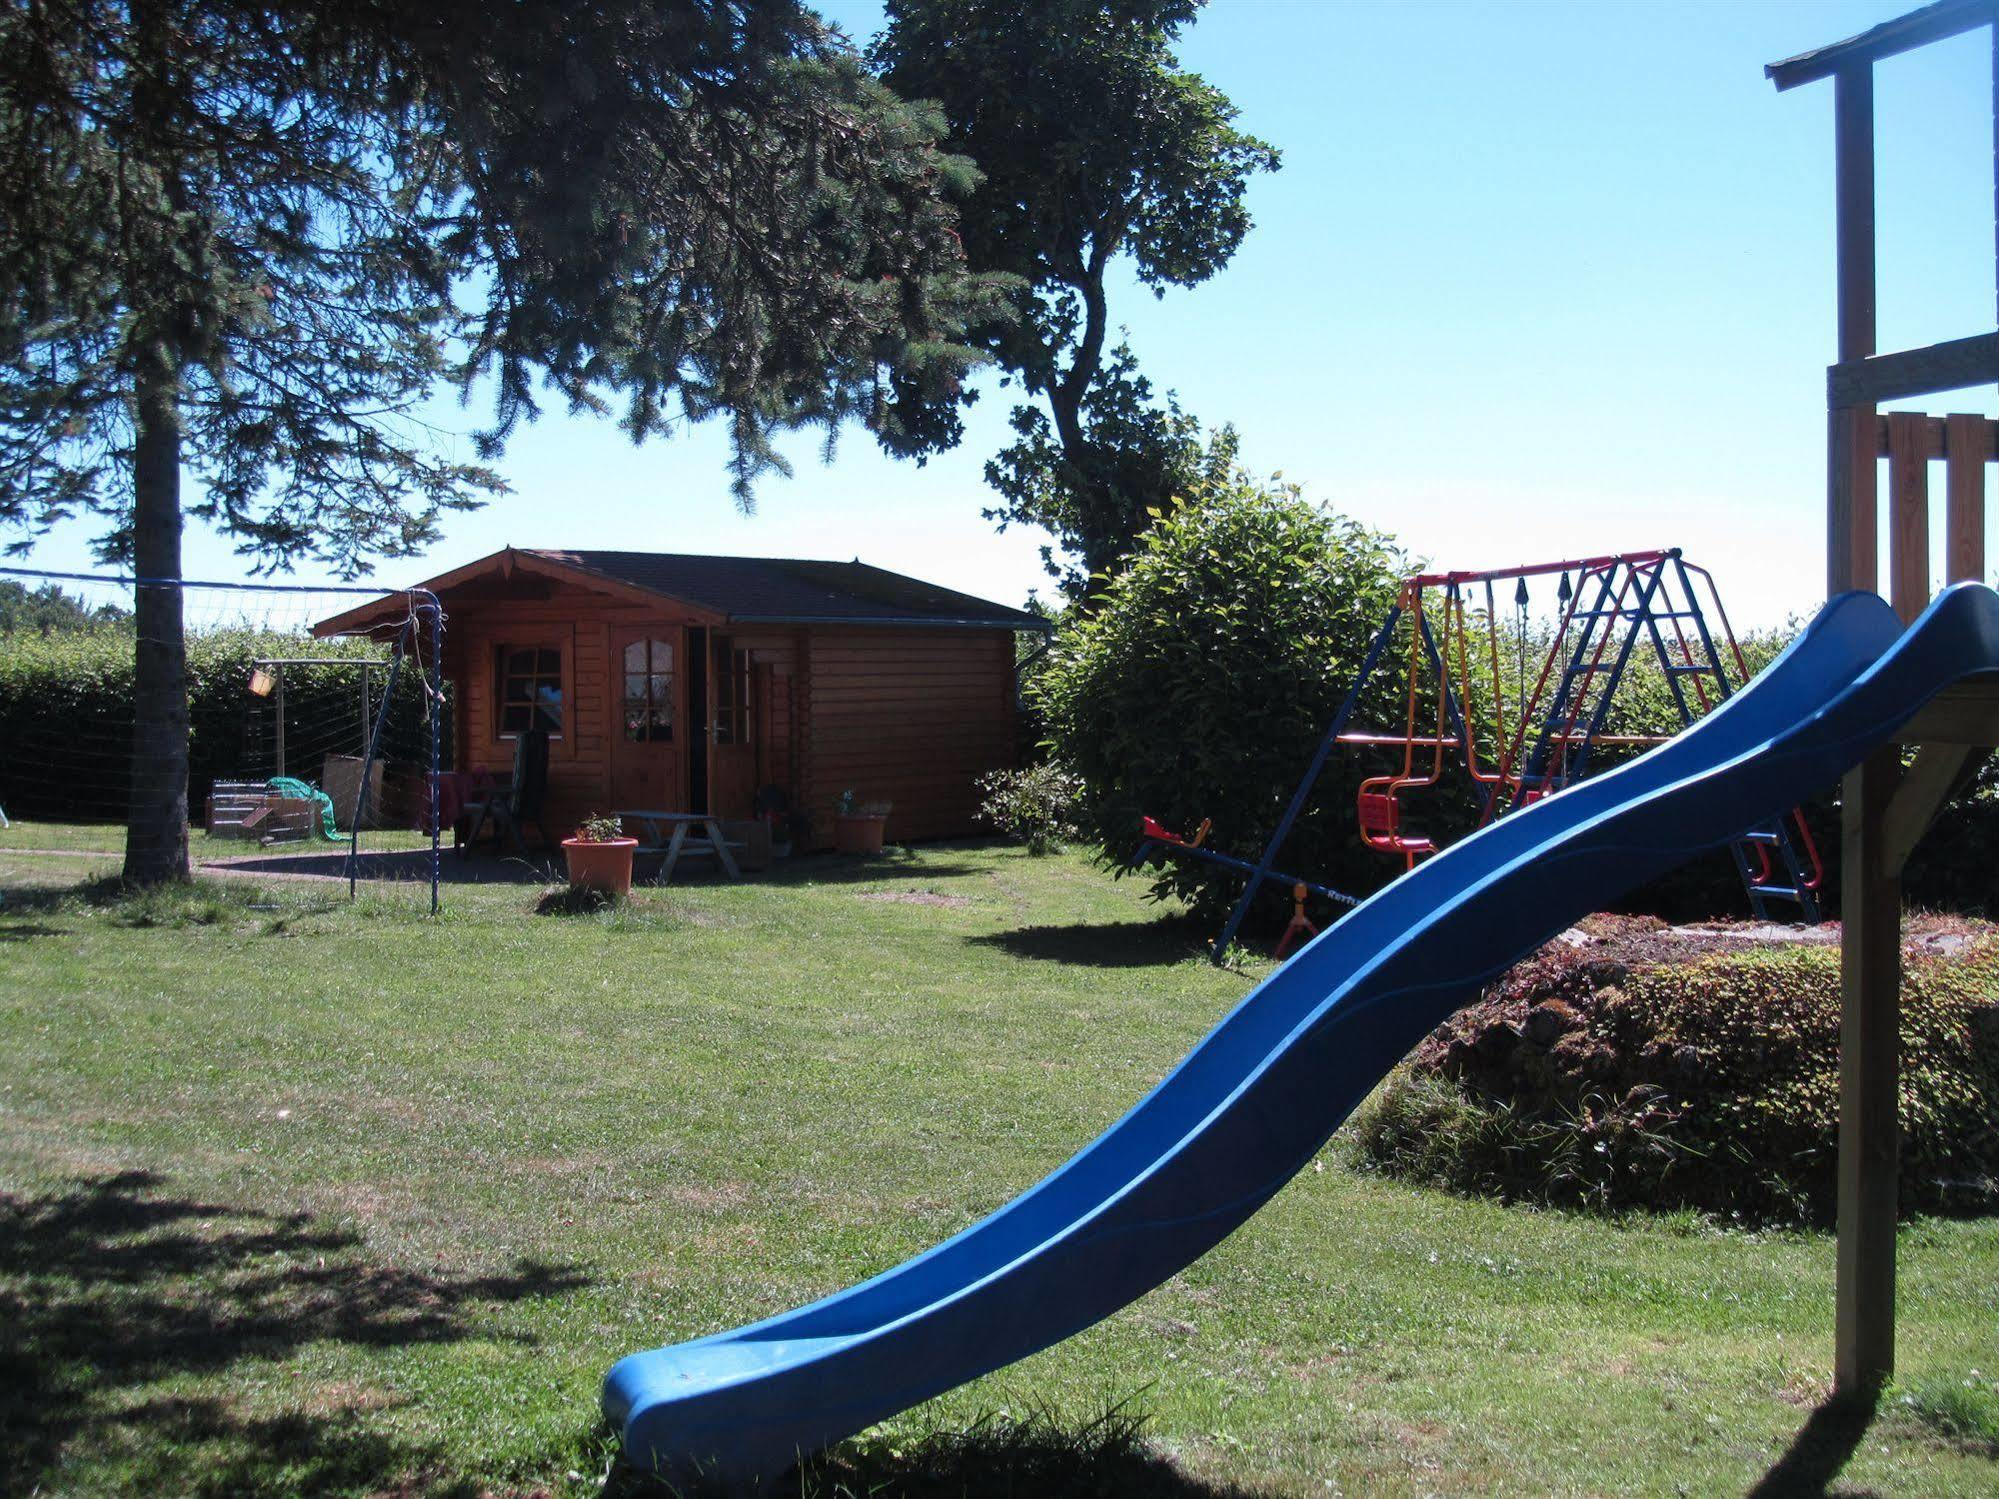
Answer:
1137, 548, 1823, 962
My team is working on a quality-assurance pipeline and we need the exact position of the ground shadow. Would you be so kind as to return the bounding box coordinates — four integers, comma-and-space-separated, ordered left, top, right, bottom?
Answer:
0, 873, 129, 915
200, 847, 562, 885
0, 1168, 588, 1498
1749, 1390, 1881, 1498
751, 844, 996, 890
605, 1401, 1270, 1499
967, 914, 1213, 968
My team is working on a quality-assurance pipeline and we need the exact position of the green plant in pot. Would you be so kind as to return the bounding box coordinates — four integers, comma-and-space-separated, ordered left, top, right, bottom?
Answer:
562, 812, 638, 897
832, 789, 892, 855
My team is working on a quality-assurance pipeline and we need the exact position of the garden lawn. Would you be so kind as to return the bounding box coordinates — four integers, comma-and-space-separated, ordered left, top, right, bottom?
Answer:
0, 843, 1994, 1498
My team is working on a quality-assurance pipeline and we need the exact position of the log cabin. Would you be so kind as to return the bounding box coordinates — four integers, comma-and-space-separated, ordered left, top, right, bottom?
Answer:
313, 547, 1048, 846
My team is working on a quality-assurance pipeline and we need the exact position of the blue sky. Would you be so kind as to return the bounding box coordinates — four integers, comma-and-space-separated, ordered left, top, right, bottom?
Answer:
19, 1, 1998, 628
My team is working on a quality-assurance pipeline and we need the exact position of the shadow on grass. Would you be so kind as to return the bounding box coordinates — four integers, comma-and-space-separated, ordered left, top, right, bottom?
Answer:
0, 1168, 589, 1497
605, 1400, 1268, 1498
754, 846, 996, 890
0, 874, 337, 928
1749, 1389, 1880, 1498
966, 914, 1213, 968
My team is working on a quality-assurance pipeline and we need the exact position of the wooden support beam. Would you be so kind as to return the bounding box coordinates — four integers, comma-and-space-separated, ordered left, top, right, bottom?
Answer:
1829, 330, 1999, 406
1829, 66, 1880, 598
1830, 406, 1879, 595
1882, 743, 1977, 877
1768, 0, 1999, 91
1896, 674, 1999, 742
1837, 748, 1904, 1397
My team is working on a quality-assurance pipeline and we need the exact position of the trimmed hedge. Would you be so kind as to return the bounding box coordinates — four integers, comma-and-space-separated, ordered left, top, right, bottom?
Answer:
0, 625, 438, 823
1352, 917, 1999, 1224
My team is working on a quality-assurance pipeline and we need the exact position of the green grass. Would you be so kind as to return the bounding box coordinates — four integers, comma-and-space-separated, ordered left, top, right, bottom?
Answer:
0, 817, 436, 859
1, 844, 1995, 1496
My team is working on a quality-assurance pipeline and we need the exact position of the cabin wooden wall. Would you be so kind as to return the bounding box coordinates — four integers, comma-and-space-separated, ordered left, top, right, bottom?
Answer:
724, 629, 804, 801
445, 584, 623, 834
436, 593, 1015, 844
796, 627, 1017, 844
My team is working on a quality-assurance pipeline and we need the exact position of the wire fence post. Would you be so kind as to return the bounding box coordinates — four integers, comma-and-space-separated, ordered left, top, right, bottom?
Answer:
425, 591, 443, 916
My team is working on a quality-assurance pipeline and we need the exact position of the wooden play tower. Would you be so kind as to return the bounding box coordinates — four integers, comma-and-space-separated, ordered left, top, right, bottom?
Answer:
1769, 0, 1999, 1399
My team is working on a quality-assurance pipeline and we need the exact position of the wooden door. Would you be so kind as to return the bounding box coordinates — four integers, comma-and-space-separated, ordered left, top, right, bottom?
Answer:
610, 629, 683, 812
708, 640, 758, 820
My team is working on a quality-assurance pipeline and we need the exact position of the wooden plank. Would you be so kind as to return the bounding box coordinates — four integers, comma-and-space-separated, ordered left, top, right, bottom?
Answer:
1872, 412, 1945, 458
1829, 331, 1999, 406
1767, 0, 1999, 91
1888, 411, 1933, 620
1895, 674, 1999, 743
1837, 747, 1903, 1397
1882, 742, 1977, 877
1945, 412, 1991, 582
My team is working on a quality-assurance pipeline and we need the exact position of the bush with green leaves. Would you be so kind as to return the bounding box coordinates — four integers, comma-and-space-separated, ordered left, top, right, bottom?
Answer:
1032, 471, 1405, 923
0, 622, 439, 823
1352, 918, 1999, 1224
976, 763, 1082, 855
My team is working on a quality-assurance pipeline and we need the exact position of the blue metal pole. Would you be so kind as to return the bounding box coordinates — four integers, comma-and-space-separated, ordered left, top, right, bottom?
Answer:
426, 592, 442, 916
1208, 603, 1403, 963
347, 619, 409, 899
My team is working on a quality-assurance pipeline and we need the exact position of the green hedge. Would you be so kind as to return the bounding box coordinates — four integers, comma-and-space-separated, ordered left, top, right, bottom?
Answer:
1031, 471, 1406, 924
0, 626, 439, 823
1352, 922, 1999, 1224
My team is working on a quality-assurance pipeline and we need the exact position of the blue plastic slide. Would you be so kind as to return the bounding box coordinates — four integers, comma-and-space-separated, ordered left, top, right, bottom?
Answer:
607, 584, 1999, 1485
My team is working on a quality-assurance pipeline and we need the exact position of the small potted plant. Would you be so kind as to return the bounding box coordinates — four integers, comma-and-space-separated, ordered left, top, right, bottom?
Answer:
562, 812, 638, 897
832, 789, 892, 856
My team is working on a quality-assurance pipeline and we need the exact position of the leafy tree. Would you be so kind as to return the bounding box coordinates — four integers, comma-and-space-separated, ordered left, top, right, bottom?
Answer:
0, 0, 1002, 883
873, 0, 1279, 596
1034, 468, 1405, 925
0, 578, 129, 634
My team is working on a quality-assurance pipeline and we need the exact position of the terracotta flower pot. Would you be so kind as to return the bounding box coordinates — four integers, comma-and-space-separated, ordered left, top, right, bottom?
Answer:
832, 813, 887, 855
562, 836, 639, 897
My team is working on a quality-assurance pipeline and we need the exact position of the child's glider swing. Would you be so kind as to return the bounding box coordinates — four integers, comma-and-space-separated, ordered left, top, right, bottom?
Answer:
1137, 547, 1823, 961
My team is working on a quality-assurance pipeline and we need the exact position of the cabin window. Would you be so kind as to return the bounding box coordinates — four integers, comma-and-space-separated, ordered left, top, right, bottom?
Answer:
623, 637, 675, 741
495, 645, 564, 738
714, 648, 754, 745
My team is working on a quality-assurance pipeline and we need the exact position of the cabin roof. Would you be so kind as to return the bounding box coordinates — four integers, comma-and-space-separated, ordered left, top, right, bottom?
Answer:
313, 546, 1049, 637
532, 549, 1049, 629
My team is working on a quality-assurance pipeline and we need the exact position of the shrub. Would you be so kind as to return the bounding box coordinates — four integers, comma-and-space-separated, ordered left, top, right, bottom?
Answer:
976, 763, 1081, 854
1352, 916, 1999, 1224
1033, 470, 1405, 923
0, 622, 441, 824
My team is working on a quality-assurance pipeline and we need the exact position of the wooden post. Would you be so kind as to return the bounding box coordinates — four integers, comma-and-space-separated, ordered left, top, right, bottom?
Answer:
1830, 57, 1900, 1402
1837, 747, 1902, 1396
1829, 65, 1879, 597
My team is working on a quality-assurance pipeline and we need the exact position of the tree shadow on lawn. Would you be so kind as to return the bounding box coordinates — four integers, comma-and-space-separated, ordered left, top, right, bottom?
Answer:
1749, 1389, 1881, 1499
966, 913, 1215, 968
0, 1168, 590, 1498
605, 1400, 1271, 1499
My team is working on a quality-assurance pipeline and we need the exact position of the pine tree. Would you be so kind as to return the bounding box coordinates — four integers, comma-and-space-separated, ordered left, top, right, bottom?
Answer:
0, 0, 1002, 882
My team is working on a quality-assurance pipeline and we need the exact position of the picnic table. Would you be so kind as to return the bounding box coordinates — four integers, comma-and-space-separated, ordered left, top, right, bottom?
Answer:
616, 810, 744, 883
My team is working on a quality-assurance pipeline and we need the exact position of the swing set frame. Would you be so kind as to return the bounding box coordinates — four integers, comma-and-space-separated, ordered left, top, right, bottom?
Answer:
1140, 548, 1822, 963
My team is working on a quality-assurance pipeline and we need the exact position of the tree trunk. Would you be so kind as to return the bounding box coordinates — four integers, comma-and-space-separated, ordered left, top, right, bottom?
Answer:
123, 346, 191, 885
